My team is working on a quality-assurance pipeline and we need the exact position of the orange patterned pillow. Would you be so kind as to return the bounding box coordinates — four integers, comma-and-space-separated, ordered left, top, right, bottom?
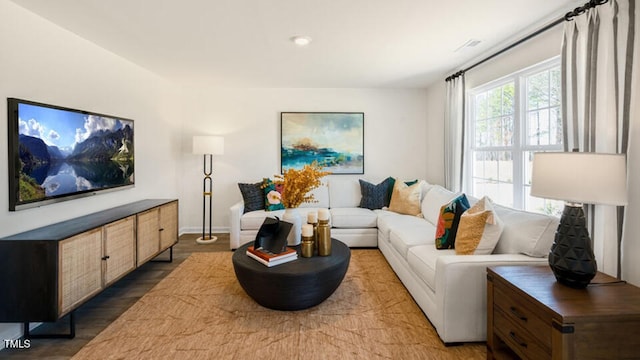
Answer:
435, 194, 470, 249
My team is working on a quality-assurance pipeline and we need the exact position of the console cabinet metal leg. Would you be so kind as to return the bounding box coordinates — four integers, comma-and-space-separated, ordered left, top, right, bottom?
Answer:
0, 199, 179, 339
23, 312, 75, 339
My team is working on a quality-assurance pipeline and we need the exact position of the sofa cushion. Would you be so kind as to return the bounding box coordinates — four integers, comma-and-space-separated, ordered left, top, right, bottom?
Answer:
328, 178, 361, 208
493, 204, 559, 257
298, 182, 330, 208
376, 210, 432, 241
407, 245, 454, 292
422, 185, 458, 226
435, 194, 470, 249
389, 222, 436, 259
330, 207, 377, 228
455, 197, 504, 255
388, 180, 424, 216
376, 210, 404, 240
358, 177, 394, 210
240, 210, 286, 230
238, 182, 265, 213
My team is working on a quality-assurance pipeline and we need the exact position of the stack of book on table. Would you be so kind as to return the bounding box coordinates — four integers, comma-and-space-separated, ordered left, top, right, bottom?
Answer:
246, 246, 298, 267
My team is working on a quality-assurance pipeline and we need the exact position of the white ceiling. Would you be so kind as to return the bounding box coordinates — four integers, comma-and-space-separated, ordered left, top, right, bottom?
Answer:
11, 0, 582, 88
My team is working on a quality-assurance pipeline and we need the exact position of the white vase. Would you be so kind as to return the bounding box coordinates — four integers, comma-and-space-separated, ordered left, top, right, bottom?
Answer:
282, 208, 302, 246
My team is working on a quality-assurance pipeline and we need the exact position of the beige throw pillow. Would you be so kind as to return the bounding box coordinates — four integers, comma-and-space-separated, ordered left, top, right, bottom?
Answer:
455, 196, 504, 255
388, 180, 423, 216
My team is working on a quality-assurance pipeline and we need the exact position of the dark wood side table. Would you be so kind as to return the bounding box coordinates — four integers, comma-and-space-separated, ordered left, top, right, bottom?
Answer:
232, 238, 350, 310
487, 265, 640, 360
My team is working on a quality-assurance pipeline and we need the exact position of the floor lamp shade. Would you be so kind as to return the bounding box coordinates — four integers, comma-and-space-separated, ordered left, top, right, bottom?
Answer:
531, 152, 627, 288
193, 135, 224, 155
192, 135, 224, 244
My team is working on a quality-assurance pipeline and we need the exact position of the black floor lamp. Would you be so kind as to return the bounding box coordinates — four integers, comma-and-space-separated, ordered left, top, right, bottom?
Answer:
192, 135, 224, 244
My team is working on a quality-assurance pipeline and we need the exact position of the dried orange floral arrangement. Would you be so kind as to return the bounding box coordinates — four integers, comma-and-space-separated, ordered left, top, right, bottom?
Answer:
274, 162, 330, 208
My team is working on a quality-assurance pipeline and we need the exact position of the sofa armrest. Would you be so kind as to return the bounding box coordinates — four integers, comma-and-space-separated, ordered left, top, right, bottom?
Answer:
434, 254, 547, 342
229, 201, 244, 250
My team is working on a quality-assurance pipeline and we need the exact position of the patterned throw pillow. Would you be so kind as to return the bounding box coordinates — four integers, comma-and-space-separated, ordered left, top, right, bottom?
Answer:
388, 180, 424, 216
262, 178, 285, 211
455, 196, 504, 255
238, 182, 265, 213
359, 177, 394, 210
435, 194, 470, 249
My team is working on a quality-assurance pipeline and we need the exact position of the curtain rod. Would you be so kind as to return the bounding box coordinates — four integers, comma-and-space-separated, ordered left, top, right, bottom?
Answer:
445, 0, 609, 82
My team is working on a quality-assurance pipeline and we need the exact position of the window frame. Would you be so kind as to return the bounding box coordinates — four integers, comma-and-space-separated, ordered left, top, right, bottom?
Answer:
464, 56, 562, 212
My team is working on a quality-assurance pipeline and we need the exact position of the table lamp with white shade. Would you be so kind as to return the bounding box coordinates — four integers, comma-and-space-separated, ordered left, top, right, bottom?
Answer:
530, 152, 627, 288
192, 135, 224, 244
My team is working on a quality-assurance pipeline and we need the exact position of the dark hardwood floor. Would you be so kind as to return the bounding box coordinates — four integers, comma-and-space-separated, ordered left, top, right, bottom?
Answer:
0, 233, 230, 359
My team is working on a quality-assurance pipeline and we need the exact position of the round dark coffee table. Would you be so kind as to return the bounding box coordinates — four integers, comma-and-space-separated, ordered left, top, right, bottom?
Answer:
232, 238, 350, 310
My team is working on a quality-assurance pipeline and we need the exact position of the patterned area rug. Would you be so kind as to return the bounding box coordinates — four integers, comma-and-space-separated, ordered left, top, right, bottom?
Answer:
72, 250, 485, 359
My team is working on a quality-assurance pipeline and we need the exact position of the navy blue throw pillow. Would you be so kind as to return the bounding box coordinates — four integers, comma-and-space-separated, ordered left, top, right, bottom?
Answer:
238, 182, 265, 213
359, 177, 394, 210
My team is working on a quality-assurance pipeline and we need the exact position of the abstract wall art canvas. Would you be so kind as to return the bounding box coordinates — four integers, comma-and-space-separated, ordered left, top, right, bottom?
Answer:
281, 112, 364, 174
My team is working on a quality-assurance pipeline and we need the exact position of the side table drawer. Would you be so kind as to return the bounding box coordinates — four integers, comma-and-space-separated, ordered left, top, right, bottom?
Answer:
494, 307, 550, 360
494, 286, 551, 348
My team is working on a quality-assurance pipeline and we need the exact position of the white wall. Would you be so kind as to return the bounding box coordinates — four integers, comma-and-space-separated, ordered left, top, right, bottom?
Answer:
424, 82, 446, 185
0, 1, 182, 341
622, 8, 640, 286
624, 88, 640, 285
465, 26, 564, 88
178, 87, 428, 233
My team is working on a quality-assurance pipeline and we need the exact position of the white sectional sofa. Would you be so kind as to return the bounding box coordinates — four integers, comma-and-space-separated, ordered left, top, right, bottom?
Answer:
229, 177, 559, 343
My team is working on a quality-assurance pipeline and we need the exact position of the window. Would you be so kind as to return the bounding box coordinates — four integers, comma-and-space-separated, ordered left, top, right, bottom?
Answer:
465, 58, 563, 216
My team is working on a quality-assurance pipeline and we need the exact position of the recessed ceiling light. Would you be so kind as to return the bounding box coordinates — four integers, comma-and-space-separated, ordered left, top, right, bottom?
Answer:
291, 36, 312, 46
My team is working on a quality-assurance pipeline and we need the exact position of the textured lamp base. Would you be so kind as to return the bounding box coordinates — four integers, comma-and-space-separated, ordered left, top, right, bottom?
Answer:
548, 204, 596, 288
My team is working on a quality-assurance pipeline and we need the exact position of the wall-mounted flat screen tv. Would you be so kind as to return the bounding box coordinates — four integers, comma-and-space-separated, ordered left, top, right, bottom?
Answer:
7, 98, 134, 211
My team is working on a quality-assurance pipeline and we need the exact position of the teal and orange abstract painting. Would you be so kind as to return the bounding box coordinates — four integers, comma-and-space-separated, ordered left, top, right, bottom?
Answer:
281, 112, 364, 174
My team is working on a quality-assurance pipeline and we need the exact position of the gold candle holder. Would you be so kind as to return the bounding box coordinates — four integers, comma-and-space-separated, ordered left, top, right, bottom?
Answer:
301, 224, 314, 258
317, 209, 331, 256
307, 211, 319, 253
301, 236, 314, 258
